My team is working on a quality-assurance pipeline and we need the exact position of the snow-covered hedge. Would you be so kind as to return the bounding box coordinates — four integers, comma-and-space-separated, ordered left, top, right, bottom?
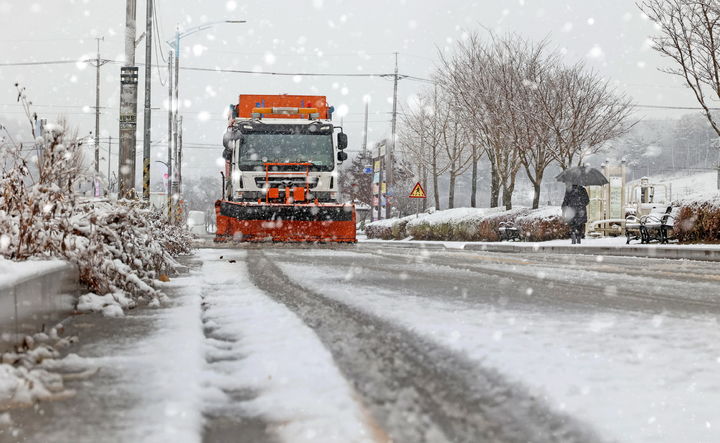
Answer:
366, 206, 569, 242
515, 207, 570, 242
365, 214, 427, 240
674, 196, 720, 243
0, 121, 192, 305
406, 207, 503, 241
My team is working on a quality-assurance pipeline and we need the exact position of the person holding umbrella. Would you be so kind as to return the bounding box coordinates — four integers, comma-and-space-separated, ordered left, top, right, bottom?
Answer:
556, 165, 609, 245
562, 184, 590, 244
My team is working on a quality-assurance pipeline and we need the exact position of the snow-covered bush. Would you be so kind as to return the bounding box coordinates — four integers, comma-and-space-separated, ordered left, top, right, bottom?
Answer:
674, 196, 720, 243
515, 207, 569, 242
406, 207, 503, 241
364, 218, 396, 240
365, 214, 428, 240
367, 206, 571, 242
474, 208, 530, 242
0, 119, 192, 304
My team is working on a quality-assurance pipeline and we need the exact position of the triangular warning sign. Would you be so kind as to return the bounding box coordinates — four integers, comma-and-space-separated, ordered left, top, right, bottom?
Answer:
409, 182, 427, 198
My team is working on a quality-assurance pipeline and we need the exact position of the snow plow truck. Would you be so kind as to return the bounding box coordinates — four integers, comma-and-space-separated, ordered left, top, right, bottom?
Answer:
215, 94, 356, 243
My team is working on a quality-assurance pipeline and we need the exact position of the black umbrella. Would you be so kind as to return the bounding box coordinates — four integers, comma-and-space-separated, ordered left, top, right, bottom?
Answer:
555, 166, 609, 186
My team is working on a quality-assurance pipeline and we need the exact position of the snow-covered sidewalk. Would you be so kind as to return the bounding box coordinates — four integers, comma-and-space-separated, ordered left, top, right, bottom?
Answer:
4, 250, 377, 443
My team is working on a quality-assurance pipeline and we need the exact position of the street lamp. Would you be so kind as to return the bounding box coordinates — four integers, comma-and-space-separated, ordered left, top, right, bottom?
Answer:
165, 19, 245, 220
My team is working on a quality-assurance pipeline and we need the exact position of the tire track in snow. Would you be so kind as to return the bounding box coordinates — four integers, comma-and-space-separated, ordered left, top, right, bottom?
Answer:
195, 250, 381, 443
345, 247, 720, 316
248, 249, 600, 443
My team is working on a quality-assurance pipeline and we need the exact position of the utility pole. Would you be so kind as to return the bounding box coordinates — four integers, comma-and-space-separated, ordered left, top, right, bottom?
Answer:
173, 26, 180, 192
167, 50, 174, 217
94, 37, 104, 182
142, 0, 153, 200
375, 141, 384, 221
362, 100, 369, 157
386, 52, 399, 219
91, 37, 109, 198
107, 136, 112, 188
119, 0, 138, 199
178, 115, 183, 196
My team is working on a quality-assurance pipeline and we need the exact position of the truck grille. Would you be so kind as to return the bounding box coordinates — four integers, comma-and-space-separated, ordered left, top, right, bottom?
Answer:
255, 176, 319, 189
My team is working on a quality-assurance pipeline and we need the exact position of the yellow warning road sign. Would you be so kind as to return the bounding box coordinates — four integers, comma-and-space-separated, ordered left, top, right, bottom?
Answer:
409, 182, 427, 198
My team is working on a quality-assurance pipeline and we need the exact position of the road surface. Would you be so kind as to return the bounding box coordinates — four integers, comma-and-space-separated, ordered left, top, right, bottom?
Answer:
5, 243, 720, 443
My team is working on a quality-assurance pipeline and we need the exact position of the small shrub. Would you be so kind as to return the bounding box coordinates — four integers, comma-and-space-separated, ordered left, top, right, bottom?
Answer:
674, 197, 720, 243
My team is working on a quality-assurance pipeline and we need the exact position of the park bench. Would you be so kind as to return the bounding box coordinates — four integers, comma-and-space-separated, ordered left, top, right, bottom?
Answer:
498, 221, 521, 242
626, 206, 676, 244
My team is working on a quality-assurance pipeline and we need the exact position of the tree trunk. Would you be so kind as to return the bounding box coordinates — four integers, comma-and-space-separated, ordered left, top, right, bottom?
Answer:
432, 154, 441, 210
532, 181, 541, 209
502, 169, 519, 210
421, 164, 428, 212
448, 171, 456, 209
490, 161, 500, 208
531, 169, 544, 210
470, 149, 478, 208
502, 184, 513, 210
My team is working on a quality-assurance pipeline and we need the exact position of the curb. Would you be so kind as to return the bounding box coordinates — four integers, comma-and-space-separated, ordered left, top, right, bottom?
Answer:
361, 240, 720, 262
462, 243, 720, 262
0, 262, 79, 353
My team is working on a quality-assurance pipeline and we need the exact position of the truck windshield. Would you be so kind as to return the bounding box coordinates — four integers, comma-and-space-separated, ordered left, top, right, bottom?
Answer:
239, 133, 334, 171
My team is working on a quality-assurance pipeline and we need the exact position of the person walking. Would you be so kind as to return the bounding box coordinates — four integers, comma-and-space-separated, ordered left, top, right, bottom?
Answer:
562, 184, 590, 244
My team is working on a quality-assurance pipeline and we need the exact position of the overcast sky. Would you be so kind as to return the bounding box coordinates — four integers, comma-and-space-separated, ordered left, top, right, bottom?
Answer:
0, 0, 699, 184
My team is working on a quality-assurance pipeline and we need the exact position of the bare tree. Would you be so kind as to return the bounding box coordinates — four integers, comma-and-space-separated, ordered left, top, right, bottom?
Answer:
399, 88, 451, 210
439, 32, 547, 209
640, 0, 720, 138
537, 63, 634, 170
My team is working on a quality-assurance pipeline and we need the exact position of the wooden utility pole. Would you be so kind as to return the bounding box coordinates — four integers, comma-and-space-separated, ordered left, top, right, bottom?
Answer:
92, 37, 107, 197
362, 100, 369, 157
119, 0, 138, 199
167, 50, 174, 216
142, 0, 153, 200
386, 52, 398, 219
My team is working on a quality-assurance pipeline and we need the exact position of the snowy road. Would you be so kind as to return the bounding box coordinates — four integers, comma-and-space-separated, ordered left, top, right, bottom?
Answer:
7, 244, 720, 443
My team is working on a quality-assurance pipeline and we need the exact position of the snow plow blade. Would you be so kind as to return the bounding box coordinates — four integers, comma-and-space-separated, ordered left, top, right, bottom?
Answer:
214, 200, 357, 243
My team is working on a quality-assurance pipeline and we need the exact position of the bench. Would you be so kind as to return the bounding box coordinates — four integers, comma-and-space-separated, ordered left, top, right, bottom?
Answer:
626, 206, 676, 245
498, 221, 521, 242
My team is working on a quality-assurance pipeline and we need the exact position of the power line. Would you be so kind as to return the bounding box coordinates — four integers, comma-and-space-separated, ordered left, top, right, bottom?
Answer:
634, 104, 720, 111
0, 60, 79, 67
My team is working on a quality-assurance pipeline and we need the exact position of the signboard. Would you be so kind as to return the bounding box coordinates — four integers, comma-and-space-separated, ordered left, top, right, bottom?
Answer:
381, 182, 387, 194
120, 66, 139, 85
609, 176, 623, 219
373, 161, 381, 171
363, 165, 373, 174
409, 182, 427, 199
373, 172, 380, 184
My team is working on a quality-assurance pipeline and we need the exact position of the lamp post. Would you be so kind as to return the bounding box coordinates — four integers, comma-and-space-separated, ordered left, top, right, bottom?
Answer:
166, 20, 245, 220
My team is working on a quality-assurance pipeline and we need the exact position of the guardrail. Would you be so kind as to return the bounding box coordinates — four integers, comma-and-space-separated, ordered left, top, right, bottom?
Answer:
0, 262, 79, 353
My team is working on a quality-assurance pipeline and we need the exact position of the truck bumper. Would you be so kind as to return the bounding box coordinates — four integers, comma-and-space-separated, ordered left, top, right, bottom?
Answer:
214, 200, 357, 243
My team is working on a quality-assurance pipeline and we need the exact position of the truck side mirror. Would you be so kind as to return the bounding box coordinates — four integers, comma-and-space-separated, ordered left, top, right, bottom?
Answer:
337, 151, 348, 162
337, 132, 348, 150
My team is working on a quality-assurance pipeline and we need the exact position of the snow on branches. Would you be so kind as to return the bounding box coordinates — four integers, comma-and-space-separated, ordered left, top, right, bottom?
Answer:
0, 113, 192, 307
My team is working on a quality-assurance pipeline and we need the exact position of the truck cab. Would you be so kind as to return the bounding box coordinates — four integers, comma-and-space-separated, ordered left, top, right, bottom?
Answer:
222, 95, 348, 204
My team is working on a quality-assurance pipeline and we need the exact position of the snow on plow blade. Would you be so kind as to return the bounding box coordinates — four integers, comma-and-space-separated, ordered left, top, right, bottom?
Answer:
214, 201, 357, 243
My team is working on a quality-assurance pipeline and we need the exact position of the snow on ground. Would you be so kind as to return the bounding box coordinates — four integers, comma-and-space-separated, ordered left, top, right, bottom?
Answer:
194, 249, 376, 443
277, 257, 720, 443
0, 257, 69, 288
76, 292, 136, 317
633, 171, 719, 201
115, 277, 207, 442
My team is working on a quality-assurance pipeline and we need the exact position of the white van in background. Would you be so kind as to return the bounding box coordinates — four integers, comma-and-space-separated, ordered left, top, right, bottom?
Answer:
186, 210, 206, 236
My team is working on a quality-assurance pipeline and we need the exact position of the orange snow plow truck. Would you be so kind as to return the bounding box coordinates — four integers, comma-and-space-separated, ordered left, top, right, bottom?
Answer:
215, 94, 356, 243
